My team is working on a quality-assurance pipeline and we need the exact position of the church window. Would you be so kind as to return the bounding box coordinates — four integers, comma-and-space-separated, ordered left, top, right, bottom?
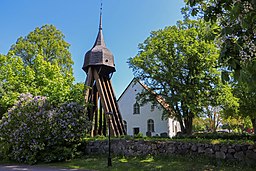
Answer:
133, 102, 140, 114
147, 119, 154, 132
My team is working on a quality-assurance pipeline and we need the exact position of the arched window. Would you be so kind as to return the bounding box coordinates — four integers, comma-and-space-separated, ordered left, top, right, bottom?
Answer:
133, 102, 140, 114
147, 119, 154, 132
123, 120, 127, 133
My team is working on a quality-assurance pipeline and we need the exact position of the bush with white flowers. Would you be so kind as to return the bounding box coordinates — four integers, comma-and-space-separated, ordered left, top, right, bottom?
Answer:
0, 93, 90, 164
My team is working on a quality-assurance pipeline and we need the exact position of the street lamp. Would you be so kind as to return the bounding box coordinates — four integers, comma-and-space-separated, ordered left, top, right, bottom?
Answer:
106, 111, 113, 167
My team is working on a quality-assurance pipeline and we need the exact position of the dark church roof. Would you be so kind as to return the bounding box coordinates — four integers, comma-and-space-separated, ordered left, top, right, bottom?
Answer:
82, 13, 116, 75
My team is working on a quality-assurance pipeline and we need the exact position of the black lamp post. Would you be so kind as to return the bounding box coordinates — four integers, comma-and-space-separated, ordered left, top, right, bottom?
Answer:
106, 111, 113, 167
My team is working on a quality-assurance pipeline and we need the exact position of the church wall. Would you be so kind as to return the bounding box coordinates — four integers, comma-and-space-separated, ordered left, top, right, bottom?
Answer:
118, 80, 179, 137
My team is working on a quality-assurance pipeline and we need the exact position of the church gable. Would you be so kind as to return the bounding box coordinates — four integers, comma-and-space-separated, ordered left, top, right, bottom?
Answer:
118, 78, 172, 115
118, 78, 180, 137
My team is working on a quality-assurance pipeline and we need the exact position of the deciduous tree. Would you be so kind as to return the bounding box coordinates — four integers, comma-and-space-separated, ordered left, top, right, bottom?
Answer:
128, 19, 221, 135
0, 54, 74, 117
185, 0, 256, 79
234, 82, 256, 134
8, 24, 74, 77
0, 25, 77, 117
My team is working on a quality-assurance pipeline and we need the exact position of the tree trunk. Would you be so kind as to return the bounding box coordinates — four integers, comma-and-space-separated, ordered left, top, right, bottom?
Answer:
176, 111, 185, 134
213, 111, 216, 132
180, 105, 193, 135
251, 118, 256, 135
184, 115, 193, 135
175, 102, 186, 134
174, 103, 193, 135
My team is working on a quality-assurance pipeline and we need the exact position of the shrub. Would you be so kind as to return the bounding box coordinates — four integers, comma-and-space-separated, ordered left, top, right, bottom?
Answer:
0, 93, 90, 164
173, 132, 256, 142
134, 132, 143, 138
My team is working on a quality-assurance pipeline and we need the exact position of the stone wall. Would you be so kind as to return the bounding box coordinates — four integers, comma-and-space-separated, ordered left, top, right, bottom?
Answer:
84, 140, 256, 163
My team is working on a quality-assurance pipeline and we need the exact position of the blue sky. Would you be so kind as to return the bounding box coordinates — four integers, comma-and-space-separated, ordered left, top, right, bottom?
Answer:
0, 0, 185, 97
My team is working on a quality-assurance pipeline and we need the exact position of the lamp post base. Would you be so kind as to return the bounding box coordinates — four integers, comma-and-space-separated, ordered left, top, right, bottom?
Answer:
108, 157, 112, 167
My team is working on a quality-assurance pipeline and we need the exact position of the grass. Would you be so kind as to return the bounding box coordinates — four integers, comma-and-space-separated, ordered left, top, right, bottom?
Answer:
43, 155, 255, 171
172, 138, 255, 145
84, 135, 255, 145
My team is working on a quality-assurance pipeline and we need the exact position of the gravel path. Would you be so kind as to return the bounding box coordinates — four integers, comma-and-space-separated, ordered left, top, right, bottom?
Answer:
0, 165, 92, 171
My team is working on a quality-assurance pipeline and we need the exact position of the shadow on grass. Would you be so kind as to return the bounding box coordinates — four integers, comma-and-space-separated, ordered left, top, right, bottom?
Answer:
44, 155, 256, 171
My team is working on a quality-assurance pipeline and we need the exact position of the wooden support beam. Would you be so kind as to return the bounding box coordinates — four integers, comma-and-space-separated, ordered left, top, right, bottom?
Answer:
109, 79, 126, 134
93, 70, 117, 136
84, 67, 93, 103
103, 77, 122, 135
98, 101, 103, 135
87, 92, 93, 121
100, 76, 119, 136
105, 78, 126, 135
84, 67, 126, 137
103, 108, 107, 136
90, 85, 95, 137
93, 69, 110, 113
92, 86, 99, 136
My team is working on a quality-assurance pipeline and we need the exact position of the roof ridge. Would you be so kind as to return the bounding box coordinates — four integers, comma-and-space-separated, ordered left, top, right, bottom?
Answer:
118, 78, 175, 115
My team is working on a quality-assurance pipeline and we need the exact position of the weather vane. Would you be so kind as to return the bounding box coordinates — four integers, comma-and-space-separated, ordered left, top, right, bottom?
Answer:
100, 0, 103, 15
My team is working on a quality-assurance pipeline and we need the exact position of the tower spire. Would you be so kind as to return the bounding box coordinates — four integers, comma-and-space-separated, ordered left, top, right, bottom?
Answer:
99, 1, 102, 30
82, 0, 126, 137
82, 0, 115, 74
92, 0, 105, 47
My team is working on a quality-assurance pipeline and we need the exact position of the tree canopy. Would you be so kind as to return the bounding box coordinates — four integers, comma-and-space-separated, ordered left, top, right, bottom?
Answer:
8, 24, 74, 76
0, 25, 81, 117
128, 19, 222, 135
0, 54, 74, 116
232, 82, 256, 133
185, 0, 256, 79
184, 0, 256, 134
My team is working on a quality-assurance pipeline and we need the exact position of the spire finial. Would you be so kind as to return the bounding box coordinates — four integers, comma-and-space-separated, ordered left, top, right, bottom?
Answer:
99, 0, 103, 30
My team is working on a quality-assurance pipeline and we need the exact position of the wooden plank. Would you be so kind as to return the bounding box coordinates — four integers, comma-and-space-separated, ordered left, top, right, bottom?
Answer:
89, 69, 110, 136
103, 77, 122, 135
103, 107, 107, 136
100, 76, 112, 113
87, 91, 93, 121
109, 80, 125, 135
107, 79, 126, 135
108, 79, 123, 117
103, 79, 120, 134
90, 84, 95, 137
93, 70, 111, 118
98, 101, 103, 135
99, 77, 119, 136
93, 86, 98, 136
84, 67, 93, 103
84, 67, 126, 137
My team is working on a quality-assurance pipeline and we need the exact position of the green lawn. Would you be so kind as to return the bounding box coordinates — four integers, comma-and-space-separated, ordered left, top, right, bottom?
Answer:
44, 155, 255, 171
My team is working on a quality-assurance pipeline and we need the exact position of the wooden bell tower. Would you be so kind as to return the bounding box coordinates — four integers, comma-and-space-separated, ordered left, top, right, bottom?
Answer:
82, 9, 126, 137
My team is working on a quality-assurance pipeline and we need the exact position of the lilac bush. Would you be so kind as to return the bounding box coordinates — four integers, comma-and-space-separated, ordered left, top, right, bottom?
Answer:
0, 93, 90, 164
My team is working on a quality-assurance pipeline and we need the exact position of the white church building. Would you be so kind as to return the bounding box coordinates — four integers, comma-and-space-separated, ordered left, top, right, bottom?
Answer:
117, 78, 181, 138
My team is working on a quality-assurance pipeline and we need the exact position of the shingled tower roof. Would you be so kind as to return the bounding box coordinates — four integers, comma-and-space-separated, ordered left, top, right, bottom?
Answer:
82, 12, 116, 75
